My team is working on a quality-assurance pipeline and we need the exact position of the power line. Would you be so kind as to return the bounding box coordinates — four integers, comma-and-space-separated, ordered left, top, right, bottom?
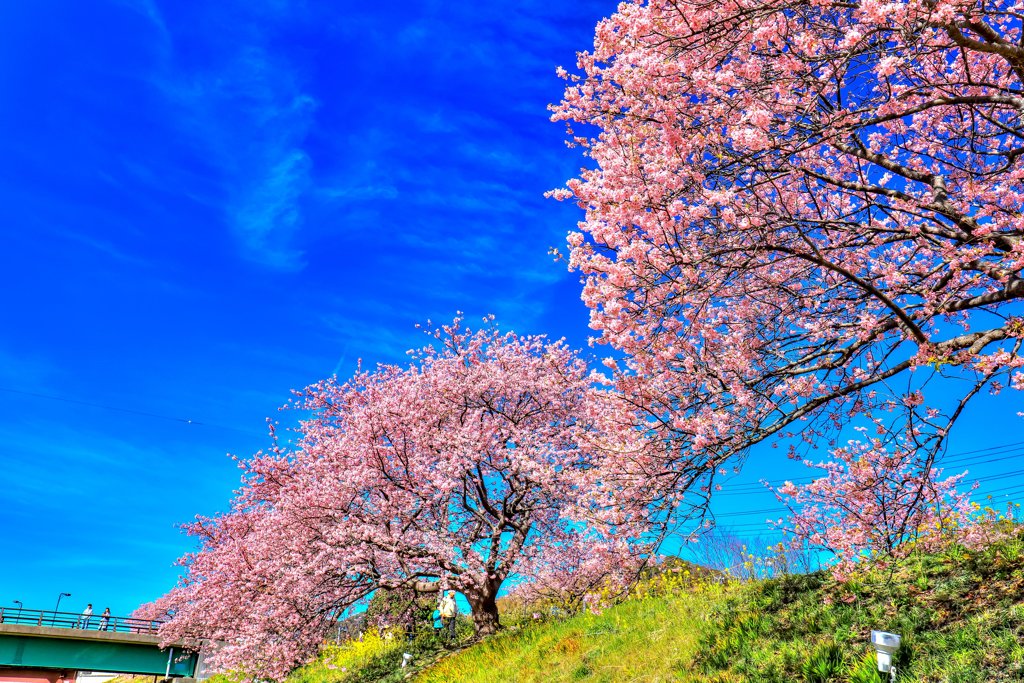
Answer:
713, 442, 1024, 495
942, 444, 1024, 464
701, 478, 1024, 531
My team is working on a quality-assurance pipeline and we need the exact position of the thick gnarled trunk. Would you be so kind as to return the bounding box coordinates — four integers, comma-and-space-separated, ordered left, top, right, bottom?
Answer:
467, 588, 500, 635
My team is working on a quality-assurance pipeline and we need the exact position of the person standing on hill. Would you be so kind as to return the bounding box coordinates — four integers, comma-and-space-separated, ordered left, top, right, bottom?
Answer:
438, 591, 457, 643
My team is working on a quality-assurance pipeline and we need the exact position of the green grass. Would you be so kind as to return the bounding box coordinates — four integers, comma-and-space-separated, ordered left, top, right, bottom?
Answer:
283, 530, 1024, 682
415, 587, 717, 683
687, 531, 1024, 682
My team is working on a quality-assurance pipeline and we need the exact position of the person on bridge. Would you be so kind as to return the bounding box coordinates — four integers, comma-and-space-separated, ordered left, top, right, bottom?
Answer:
438, 591, 457, 644
98, 608, 110, 631
77, 604, 93, 629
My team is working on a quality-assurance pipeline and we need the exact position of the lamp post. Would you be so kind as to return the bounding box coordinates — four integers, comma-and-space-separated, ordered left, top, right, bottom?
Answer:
12, 600, 22, 623
54, 592, 70, 626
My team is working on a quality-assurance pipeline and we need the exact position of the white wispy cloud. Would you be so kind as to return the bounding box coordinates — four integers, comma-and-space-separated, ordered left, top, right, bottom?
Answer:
317, 184, 399, 203
137, 4, 318, 271
109, 0, 171, 48
228, 146, 311, 271
122, 0, 590, 337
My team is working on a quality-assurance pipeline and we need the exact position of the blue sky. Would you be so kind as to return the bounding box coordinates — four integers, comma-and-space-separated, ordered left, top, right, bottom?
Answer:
0, 0, 1021, 619
0, 0, 611, 617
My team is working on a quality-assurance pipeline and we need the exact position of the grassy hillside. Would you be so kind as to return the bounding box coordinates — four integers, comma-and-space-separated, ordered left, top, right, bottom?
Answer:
416, 587, 708, 682
277, 530, 1024, 682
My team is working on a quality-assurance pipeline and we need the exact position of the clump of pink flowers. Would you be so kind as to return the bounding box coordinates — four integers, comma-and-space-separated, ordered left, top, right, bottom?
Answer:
771, 434, 1011, 580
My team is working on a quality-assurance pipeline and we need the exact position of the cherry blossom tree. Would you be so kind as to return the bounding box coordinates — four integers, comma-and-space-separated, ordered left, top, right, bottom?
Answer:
504, 536, 643, 614
551, 0, 1024, 504
769, 434, 989, 579
151, 320, 652, 679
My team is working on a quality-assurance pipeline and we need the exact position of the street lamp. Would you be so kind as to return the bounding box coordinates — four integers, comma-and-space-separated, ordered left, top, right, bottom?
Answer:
54, 592, 70, 626
12, 600, 22, 623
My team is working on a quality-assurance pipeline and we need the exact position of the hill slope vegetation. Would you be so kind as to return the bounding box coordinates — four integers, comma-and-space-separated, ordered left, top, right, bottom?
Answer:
266, 530, 1024, 682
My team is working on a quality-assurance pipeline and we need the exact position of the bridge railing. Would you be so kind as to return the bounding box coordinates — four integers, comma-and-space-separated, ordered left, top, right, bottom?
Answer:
0, 607, 164, 635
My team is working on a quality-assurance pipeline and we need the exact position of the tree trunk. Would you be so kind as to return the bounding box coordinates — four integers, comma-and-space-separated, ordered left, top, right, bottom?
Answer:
467, 589, 501, 636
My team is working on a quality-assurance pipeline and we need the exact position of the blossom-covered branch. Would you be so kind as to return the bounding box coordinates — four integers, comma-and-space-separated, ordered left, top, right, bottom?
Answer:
553, 0, 1024, 502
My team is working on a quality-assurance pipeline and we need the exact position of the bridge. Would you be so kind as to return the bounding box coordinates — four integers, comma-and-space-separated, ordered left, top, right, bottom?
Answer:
0, 609, 199, 683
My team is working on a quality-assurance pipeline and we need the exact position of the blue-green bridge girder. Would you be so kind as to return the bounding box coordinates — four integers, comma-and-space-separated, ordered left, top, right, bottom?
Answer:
0, 625, 197, 677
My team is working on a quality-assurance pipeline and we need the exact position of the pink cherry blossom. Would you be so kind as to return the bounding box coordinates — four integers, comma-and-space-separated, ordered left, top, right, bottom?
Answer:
146, 319, 652, 679
551, 0, 1024, 507
769, 437, 995, 578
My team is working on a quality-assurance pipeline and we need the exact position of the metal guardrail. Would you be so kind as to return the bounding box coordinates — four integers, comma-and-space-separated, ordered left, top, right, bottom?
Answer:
0, 607, 164, 635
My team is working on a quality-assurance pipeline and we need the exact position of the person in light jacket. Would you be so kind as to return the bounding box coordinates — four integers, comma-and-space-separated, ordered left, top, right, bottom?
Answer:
438, 591, 457, 643
77, 604, 93, 629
